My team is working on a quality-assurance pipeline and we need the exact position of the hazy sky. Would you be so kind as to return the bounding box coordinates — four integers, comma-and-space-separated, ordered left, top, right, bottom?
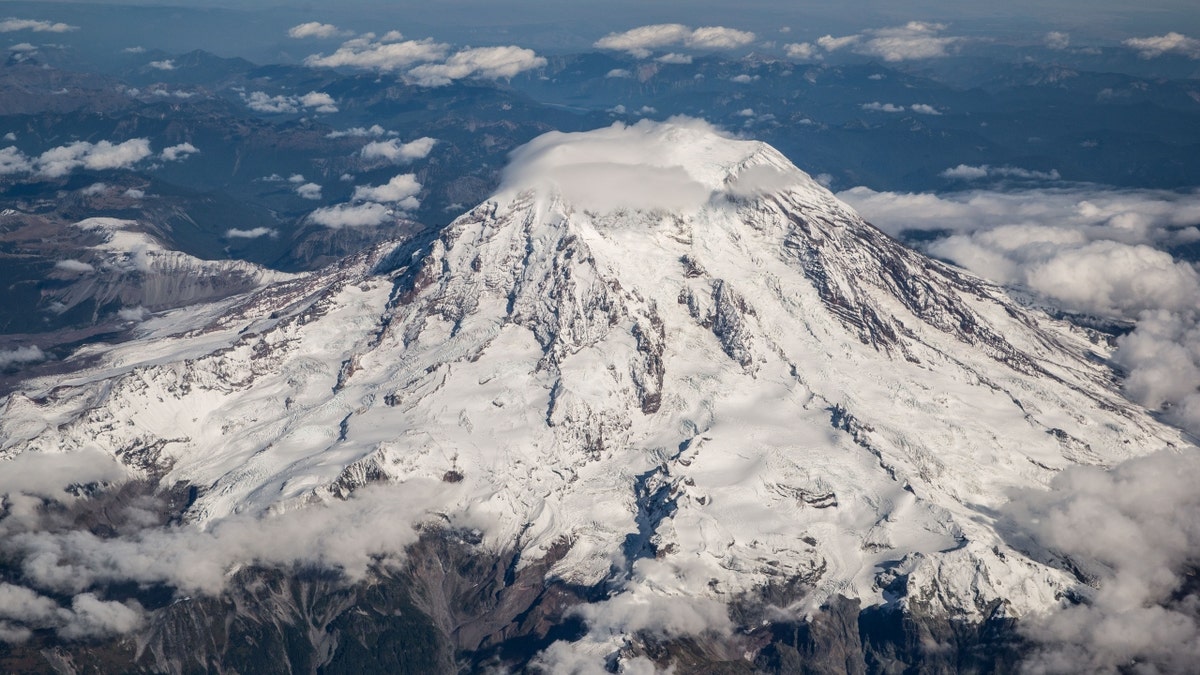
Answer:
4, 0, 1200, 60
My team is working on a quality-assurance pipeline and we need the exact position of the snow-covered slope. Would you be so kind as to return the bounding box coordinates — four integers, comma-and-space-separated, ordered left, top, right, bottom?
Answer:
0, 120, 1188, 650
43, 217, 294, 321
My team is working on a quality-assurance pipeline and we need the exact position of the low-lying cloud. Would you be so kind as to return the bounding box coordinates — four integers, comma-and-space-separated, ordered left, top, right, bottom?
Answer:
1003, 450, 1200, 674
242, 91, 338, 114
360, 137, 436, 164
941, 164, 1060, 181
304, 32, 448, 72
1124, 32, 1200, 59
351, 174, 421, 209
840, 185, 1200, 436
594, 23, 755, 58
0, 346, 46, 369
406, 46, 546, 86
308, 202, 393, 228
817, 22, 966, 62
225, 227, 276, 239
287, 22, 351, 40
0, 139, 155, 178
0, 18, 77, 33
160, 142, 199, 162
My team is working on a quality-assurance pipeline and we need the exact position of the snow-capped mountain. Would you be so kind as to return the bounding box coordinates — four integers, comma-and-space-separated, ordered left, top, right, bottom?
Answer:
0, 119, 1189, 671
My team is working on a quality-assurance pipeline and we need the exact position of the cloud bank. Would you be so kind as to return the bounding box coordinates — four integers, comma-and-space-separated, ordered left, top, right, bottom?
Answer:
1003, 450, 1200, 674
840, 185, 1200, 435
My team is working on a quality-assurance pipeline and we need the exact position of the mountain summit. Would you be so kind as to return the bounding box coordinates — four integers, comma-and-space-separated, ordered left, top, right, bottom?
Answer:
0, 119, 1187, 671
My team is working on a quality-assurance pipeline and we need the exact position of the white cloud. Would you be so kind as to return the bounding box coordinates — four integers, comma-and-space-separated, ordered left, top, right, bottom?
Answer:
304, 33, 448, 72
123, 188, 144, 199
298, 91, 338, 113
287, 22, 350, 40
351, 174, 421, 209
295, 182, 322, 200
1044, 31, 1071, 50
594, 23, 693, 58
225, 227, 277, 239
121, 46, 144, 54
940, 164, 1060, 181
243, 92, 296, 113
500, 118, 743, 214
160, 142, 199, 162
730, 74, 758, 83
861, 101, 905, 113
1003, 451, 1200, 673
406, 46, 546, 86
360, 137, 436, 164
594, 24, 755, 58
655, 53, 692, 65
0, 19, 77, 33
0, 346, 45, 368
605, 68, 632, 79
326, 125, 391, 139
784, 42, 820, 60
0, 146, 30, 174
288, 173, 306, 184
242, 91, 337, 114
909, 103, 941, 115
81, 182, 108, 196
1124, 32, 1200, 59
838, 184, 1200, 433
34, 139, 152, 177
308, 202, 392, 228
54, 260, 94, 274
117, 306, 147, 322
819, 22, 964, 62
686, 26, 756, 50
148, 59, 175, 71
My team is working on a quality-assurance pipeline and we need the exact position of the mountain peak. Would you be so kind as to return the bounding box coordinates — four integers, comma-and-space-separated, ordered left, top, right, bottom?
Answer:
497, 117, 824, 214
0, 122, 1187, 662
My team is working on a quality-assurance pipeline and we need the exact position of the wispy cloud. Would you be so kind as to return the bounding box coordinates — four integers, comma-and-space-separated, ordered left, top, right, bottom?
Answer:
225, 227, 276, 239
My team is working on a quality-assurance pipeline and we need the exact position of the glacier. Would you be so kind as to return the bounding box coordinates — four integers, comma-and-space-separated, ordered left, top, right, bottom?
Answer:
0, 118, 1191, 671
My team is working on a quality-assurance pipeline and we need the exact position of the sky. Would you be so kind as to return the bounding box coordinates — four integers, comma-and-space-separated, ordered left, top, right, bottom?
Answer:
4, 0, 1200, 59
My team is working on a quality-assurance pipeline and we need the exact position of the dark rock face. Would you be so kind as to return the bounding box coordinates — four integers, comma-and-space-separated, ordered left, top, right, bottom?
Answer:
0, 530, 1029, 674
